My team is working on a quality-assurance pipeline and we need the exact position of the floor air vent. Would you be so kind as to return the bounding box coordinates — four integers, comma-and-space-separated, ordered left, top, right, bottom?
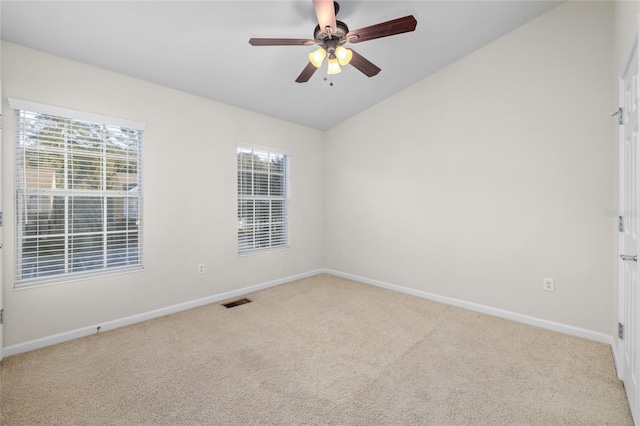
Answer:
222, 298, 252, 308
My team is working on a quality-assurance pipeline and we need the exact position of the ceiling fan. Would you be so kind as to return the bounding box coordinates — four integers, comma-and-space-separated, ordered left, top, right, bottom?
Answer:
248, 0, 418, 83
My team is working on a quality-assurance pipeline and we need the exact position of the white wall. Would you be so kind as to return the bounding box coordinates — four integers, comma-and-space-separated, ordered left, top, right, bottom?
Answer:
324, 1, 615, 334
1, 42, 325, 346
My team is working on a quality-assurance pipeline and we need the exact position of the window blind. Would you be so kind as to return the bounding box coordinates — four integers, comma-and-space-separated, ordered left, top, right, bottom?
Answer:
237, 145, 290, 254
13, 105, 144, 287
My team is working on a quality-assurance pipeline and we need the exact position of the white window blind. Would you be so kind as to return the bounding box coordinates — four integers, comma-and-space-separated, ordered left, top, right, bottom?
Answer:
13, 104, 144, 287
237, 145, 290, 254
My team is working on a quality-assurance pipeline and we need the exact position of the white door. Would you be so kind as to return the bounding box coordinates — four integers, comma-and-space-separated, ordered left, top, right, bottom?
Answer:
619, 29, 640, 424
0, 77, 3, 362
0, 78, 3, 362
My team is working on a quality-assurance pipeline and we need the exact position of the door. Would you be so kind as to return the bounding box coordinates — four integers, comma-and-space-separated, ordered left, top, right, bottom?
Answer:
0, 78, 3, 362
0, 77, 3, 362
619, 28, 640, 424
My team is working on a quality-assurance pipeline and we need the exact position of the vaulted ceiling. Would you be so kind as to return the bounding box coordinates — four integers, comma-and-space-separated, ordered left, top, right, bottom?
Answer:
1, 1, 561, 130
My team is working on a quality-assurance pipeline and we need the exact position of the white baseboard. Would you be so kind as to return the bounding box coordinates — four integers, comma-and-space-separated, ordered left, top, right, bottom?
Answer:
4, 268, 617, 359
3, 269, 324, 357
322, 269, 616, 347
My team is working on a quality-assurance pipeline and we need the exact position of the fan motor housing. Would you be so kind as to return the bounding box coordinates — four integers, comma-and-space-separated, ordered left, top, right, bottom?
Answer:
313, 20, 349, 51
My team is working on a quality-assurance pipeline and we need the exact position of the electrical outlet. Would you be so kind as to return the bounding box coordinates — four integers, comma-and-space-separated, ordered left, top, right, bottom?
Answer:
198, 264, 205, 274
338, 247, 343, 255
543, 278, 555, 292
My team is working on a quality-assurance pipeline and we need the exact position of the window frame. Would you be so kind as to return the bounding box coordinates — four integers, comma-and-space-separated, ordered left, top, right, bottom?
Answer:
236, 142, 291, 255
9, 98, 145, 288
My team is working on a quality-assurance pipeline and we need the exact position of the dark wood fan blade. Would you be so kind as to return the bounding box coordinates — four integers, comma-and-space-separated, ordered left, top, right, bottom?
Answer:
313, 0, 337, 34
249, 38, 315, 46
349, 49, 381, 77
347, 15, 417, 44
295, 62, 319, 83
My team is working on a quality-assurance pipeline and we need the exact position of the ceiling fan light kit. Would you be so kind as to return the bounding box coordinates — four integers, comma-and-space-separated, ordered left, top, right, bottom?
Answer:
309, 48, 327, 67
249, 0, 417, 83
335, 46, 352, 66
327, 56, 341, 75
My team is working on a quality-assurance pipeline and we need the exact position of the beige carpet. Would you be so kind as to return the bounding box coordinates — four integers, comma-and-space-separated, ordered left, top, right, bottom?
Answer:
0, 274, 632, 425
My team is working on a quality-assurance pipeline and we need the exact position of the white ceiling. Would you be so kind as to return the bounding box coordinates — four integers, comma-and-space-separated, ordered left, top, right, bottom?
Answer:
1, 1, 561, 130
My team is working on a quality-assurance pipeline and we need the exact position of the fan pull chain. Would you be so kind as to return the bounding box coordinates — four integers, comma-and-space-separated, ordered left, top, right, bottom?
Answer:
323, 75, 335, 87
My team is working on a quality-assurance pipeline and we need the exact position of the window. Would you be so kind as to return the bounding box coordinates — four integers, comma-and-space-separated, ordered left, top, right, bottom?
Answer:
11, 99, 144, 287
237, 144, 290, 254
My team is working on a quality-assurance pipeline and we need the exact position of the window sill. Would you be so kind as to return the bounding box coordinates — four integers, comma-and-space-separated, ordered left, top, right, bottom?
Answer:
238, 246, 290, 257
14, 265, 144, 290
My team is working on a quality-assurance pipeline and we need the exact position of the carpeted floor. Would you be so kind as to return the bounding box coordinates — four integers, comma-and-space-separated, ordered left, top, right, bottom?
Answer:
0, 274, 633, 425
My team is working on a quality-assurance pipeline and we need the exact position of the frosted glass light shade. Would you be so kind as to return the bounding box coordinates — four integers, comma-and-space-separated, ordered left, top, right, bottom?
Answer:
335, 46, 353, 66
327, 58, 341, 75
309, 48, 327, 68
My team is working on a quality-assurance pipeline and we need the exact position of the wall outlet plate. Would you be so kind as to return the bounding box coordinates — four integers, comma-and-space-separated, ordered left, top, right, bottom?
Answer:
544, 278, 555, 292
